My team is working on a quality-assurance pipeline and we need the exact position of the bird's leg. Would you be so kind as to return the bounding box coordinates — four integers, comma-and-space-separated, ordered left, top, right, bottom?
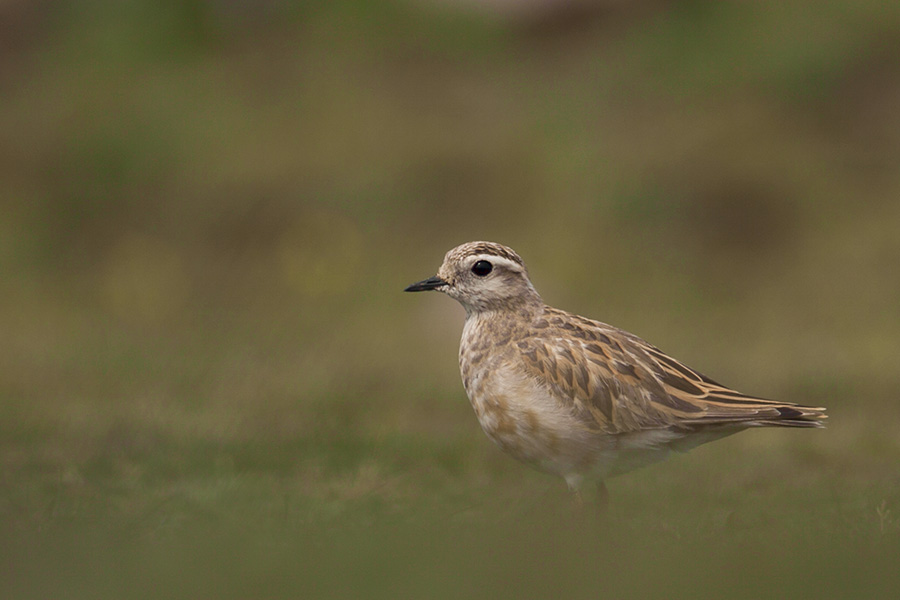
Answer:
596, 481, 610, 513
573, 489, 585, 507
565, 473, 585, 508
569, 479, 608, 514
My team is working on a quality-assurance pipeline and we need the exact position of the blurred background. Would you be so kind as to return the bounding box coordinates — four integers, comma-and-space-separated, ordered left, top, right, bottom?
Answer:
2, 0, 899, 597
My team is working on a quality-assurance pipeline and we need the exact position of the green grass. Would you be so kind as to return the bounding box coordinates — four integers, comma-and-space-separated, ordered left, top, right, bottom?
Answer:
3, 395, 899, 598
3, 1, 900, 597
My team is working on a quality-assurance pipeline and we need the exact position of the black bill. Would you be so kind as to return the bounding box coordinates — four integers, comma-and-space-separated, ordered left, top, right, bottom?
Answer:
404, 276, 447, 292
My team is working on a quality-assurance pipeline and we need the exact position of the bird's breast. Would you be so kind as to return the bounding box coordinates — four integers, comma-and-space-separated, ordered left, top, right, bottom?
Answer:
459, 342, 604, 476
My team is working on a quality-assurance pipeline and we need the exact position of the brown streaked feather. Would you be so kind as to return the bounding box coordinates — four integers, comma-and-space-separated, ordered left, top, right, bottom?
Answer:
446, 241, 526, 268
516, 307, 827, 435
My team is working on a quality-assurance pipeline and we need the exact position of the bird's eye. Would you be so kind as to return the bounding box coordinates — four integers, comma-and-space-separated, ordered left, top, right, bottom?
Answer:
471, 260, 493, 276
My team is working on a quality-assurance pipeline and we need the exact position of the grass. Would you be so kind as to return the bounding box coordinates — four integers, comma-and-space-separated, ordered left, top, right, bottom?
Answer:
3, 386, 899, 598
3, 1, 900, 597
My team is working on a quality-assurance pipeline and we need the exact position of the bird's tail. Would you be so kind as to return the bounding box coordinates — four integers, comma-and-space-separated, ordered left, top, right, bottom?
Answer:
677, 396, 827, 429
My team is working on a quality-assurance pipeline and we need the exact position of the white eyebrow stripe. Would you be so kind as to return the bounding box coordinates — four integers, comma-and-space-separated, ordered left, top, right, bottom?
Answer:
471, 254, 524, 272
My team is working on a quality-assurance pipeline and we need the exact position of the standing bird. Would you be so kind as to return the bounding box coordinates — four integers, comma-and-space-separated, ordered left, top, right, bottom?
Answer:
405, 241, 826, 503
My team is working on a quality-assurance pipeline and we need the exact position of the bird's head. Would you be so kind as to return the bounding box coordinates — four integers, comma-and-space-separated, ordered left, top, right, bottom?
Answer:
405, 241, 541, 315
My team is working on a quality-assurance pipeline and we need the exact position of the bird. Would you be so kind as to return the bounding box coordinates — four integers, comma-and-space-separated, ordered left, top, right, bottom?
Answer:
404, 241, 826, 504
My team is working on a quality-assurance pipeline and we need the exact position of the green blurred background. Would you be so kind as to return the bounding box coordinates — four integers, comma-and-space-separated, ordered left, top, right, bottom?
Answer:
2, 0, 900, 597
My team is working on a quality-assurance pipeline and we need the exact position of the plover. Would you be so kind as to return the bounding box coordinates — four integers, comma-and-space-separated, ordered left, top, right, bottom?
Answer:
405, 241, 826, 501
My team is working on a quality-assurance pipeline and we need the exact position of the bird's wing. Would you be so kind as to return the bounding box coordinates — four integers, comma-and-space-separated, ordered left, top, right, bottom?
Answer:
515, 308, 827, 434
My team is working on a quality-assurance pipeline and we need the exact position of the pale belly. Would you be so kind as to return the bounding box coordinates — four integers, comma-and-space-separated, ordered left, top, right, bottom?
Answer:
463, 363, 614, 486
462, 363, 686, 489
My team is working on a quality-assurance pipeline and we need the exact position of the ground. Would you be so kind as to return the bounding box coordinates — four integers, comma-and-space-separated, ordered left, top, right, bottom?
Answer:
2, 1, 900, 597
